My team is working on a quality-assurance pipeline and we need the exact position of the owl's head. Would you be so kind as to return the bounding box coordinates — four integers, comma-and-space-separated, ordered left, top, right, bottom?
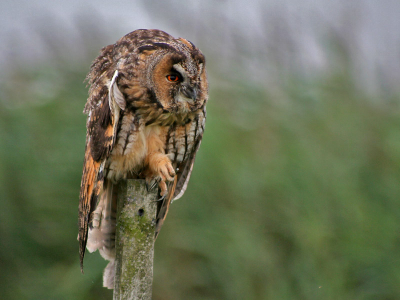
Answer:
86, 30, 208, 120
106, 30, 208, 117
138, 36, 208, 114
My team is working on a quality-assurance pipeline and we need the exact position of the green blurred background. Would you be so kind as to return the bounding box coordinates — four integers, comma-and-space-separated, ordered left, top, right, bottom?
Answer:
1, 1, 400, 299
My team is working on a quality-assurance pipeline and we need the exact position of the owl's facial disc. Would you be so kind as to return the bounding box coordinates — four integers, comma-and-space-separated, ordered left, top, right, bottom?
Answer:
151, 54, 201, 113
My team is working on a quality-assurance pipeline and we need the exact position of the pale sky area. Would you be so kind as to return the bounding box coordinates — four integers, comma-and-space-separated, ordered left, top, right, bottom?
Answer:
1, 0, 400, 94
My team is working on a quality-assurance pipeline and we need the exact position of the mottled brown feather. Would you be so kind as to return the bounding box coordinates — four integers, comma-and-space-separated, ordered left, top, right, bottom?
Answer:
78, 143, 102, 271
78, 29, 208, 280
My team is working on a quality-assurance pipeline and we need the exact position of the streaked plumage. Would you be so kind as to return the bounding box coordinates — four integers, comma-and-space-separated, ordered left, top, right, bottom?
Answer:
78, 29, 208, 288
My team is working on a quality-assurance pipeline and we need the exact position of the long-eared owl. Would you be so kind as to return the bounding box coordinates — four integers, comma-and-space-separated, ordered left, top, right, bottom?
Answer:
78, 29, 208, 288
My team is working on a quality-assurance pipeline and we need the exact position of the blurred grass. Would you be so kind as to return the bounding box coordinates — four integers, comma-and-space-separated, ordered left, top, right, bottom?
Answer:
1, 52, 400, 300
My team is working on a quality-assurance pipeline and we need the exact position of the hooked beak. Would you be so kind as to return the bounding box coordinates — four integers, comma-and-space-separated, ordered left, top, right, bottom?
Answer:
181, 85, 197, 101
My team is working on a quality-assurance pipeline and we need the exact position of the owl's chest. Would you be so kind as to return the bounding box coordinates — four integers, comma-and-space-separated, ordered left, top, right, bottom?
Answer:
106, 114, 197, 181
164, 119, 198, 167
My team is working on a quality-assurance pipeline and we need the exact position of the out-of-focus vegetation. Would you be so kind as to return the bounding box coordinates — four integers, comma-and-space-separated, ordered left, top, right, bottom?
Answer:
1, 3, 400, 299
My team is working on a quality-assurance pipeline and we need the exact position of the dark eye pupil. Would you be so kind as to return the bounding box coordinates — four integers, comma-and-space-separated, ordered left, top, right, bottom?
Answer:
167, 74, 179, 81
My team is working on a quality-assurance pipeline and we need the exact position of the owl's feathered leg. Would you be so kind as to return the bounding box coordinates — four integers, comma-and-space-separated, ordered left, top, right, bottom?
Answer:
86, 179, 117, 289
143, 129, 176, 199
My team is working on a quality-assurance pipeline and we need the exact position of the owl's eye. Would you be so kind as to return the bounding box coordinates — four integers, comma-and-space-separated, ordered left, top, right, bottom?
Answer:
166, 74, 180, 82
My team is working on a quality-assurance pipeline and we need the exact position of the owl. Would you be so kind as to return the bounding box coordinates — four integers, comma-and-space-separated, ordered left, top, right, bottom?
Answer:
78, 29, 208, 288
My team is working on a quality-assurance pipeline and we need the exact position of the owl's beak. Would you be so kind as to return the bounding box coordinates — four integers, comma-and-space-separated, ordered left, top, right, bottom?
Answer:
181, 85, 197, 101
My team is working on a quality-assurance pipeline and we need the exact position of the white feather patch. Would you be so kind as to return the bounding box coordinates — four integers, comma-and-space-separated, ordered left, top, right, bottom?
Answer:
109, 70, 126, 111
108, 70, 126, 144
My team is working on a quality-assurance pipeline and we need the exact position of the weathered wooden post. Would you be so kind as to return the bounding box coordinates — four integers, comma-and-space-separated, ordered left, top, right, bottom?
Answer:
113, 179, 158, 300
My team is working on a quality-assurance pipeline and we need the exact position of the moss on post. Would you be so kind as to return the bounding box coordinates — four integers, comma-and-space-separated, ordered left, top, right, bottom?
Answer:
113, 179, 158, 300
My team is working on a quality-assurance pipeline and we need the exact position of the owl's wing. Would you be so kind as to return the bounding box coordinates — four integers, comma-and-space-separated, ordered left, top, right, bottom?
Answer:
78, 70, 125, 272
155, 108, 206, 237
174, 108, 206, 200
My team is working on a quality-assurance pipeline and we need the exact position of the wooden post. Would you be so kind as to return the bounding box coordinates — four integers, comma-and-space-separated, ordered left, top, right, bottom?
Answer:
113, 179, 158, 300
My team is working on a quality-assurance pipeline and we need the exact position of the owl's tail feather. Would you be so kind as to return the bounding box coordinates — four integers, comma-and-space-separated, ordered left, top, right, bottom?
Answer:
86, 180, 117, 289
103, 260, 115, 289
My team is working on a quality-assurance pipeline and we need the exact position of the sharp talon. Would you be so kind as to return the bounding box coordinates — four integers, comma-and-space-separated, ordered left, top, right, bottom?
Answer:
153, 195, 165, 202
145, 181, 152, 192
150, 180, 158, 190
146, 178, 159, 191
145, 181, 151, 192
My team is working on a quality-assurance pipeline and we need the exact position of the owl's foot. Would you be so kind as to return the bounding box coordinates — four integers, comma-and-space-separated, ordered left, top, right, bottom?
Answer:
158, 180, 168, 198
158, 159, 176, 182
145, 176, 169, 198
145, 154, 176, 197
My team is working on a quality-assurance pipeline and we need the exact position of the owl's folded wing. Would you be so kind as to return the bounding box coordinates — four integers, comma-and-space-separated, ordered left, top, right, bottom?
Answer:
78, 70, 125, 272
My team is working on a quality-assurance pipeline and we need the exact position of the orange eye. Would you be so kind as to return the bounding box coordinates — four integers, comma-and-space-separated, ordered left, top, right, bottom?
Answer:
167, 74, 180, 82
